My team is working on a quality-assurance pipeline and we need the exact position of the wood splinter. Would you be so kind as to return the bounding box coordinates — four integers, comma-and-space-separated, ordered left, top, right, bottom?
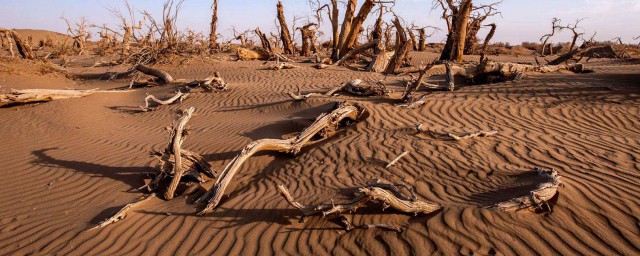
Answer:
416, 124, 498, 141
196, 102, 366, 215
143, 107, 216, 200
490, 168, 562, 212
386, 150, 410, 168
87, 193, 156, 231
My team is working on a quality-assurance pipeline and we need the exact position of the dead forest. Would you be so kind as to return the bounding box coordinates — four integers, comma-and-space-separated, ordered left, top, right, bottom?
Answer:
0, 0, 637, 233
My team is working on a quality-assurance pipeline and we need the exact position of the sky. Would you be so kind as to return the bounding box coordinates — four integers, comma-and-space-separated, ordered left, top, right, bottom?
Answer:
1, 0, 639, 44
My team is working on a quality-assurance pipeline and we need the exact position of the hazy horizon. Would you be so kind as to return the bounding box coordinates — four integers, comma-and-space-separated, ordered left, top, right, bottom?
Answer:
2, 0, 639, 45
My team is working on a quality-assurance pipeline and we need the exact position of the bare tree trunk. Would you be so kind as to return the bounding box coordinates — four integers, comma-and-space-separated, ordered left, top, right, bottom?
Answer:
418, 28, 426, 51
277, 1, 295, 54
209, 0, 219, 50
339, 0, 376, 58
451, 0, 472, 62
408, 27, 418, 51
385, 17, 412, 74
329, 0, 339, 56
334, 0, 357, 60
255, 27, 273, 53
479, 23, 496, 62
0, 28, 34, 59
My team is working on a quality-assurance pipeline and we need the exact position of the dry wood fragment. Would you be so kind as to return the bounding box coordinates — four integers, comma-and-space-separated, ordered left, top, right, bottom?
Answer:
197, 102, 365, 215
386, 150, 409, 168
278, 179, 440, 224
490, 168, 562, 212
416, 124, 498, 141
144, 108, 216, 199
134, 65, 228, 91
333, 40, 378, 66
87, 193, 156, 231
267, 61, 300, 70
0, 89, 131, 107
236, 47, 269, 61
140, 90, 189, 112
288, 79, 385, 100
338, 216, 402, 232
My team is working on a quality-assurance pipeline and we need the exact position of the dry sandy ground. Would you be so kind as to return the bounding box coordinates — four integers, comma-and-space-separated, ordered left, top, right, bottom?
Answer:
0, 52, 638, 255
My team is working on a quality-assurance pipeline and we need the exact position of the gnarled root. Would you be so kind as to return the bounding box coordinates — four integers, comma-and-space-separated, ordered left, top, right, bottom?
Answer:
140, 90, 189, 112
416, 124, 498, 141
289, 79, 386, 100
87, 193, 156, 231
196, 102, 366, 215
143, 107, 216, 200
277, 179, 440, 228
489, 168, 562, 212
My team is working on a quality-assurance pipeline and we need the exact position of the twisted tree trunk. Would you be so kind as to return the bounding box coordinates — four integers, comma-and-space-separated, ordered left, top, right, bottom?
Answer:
277, 1, 295, 54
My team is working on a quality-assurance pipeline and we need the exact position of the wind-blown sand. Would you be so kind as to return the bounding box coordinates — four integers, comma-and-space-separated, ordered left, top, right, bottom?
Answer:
0, 52, 638, 255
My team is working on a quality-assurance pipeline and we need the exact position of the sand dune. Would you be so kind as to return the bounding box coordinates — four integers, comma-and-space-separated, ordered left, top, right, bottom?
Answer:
0, 53, 638, 255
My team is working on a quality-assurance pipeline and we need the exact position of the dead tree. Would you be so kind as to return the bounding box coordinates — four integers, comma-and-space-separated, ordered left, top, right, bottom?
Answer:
366, 7, 391, 72
209, 0, 219, 50
160, 0, 184, 51
106, 1, 144, 55
415, 26, 441, 52
277, 1, 295, 54
463, 1, 500, 55
61, 16, 91, 55
298, 23, 318, 56
435, 0, 473, 62
0, 31, 13, 57
559, 18, 586, 52
478, 23, 496, 62
339, 0, 378, 58
0, 28, 34, 59
385, 17, 413, 74
311, 0, 339, 57
540, 18, 561, 56
197, 102, 366, 215
288, 79, 385, 100
255, 27, 273, 53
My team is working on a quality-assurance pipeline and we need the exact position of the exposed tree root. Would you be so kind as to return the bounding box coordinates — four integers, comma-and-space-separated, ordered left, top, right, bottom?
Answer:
489, 168, 562, 212
416, 124, 498, 141
143, 107, 216, 200
87, 193, 156, 231
140, 90, 189, 112
196, 102, 366, 215
278, 179, 440, 225
338, 216, 402, 232
0, 89, 132, 108
288, 79, 385, 100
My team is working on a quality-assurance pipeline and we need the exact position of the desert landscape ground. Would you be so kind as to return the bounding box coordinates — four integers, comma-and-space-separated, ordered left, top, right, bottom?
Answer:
0, 0, 639, 255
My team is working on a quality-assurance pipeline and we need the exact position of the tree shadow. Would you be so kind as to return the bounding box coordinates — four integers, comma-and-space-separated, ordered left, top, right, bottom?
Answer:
31, 148, 152, 191
466, 171, 550, 207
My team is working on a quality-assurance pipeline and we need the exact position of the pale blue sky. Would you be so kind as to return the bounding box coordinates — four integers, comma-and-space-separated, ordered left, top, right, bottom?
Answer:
2, 0, 639, 44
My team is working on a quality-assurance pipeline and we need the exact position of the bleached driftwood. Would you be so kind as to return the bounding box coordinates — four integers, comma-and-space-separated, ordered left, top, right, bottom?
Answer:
140, 90, 189, 112
143, 107, 216, 200
386, 150, 410, 168
416, 124, 498, 141
288, 79, 385, 100
278, 179, 440, 224
87, 193, 156, 231
490, 168, 562, 212
196, 102, 365, 215
0, 89, 131, 107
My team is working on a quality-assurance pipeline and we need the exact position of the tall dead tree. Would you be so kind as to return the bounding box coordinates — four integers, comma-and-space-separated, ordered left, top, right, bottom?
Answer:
255, 27, 273, 53
559, 18, 586, 52
0, 28, 34, 59
277, 1, 295, 54
436, 0, 473, 62
209, 0, 219, 50
385, 17, 413, 74
463, 1, 500, 55
478, 23, 496, 62
339, 0, 378, 59
540, 18, 561, 56
298, 23, 318, 56
61, 16, 91, 55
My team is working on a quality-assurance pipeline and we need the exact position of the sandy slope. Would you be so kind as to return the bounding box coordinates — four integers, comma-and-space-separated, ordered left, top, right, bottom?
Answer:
0, 53, 638, 255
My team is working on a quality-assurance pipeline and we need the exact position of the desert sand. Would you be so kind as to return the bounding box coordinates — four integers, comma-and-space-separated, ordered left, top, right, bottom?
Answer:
0, 50, 638, 255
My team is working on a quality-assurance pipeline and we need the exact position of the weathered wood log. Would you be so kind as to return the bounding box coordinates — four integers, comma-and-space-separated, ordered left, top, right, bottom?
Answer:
333, 40, 378, 66
278, 179, 441, 223
87, 193, 156, 231
0, 89, 131, 107
416, 124, 498, 141
144, 108, 216, 199
140, 90, 189, 112
447, 61, 584, 84
0, 27, 35, 59
236, 47, 269, 61
134, 65, 228, 91
197, 102, 365, 215
489, 168, 562, 212
547, 45, 614, 65
136, 64, 174, 83
444, 62, 455, 91
400, 63, 436, 103
288, 79, 385, 100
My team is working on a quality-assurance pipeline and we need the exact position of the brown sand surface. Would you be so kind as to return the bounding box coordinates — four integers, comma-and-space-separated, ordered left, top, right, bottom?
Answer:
0, 53, 638, 255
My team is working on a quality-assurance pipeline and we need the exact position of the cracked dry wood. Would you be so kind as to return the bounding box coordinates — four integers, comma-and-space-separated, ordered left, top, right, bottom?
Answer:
87, 193, 156, 231
490, 168, 562, 212
0, 89, 132, 107
196, 103, 364, 215
288, 79, 385, 100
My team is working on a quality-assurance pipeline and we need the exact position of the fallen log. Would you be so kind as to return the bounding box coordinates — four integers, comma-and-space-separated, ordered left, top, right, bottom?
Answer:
333, 40, 378, 66
140, 90, 189, 112
87, 193, 156, 231
446, 61, 584, 85
134, 65, 228, 91
400, 63, 436, 103
143, 107, 216, 199
0, 27, 35, 59
278, 179, 440, 223
547, 45, 614, 65
0, 89, 131, 107
236, 47, 269, 61
288, 79, 385, 100
416, 124, 498, 141
196, 102, 366, 215
489, 168, 562, 212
